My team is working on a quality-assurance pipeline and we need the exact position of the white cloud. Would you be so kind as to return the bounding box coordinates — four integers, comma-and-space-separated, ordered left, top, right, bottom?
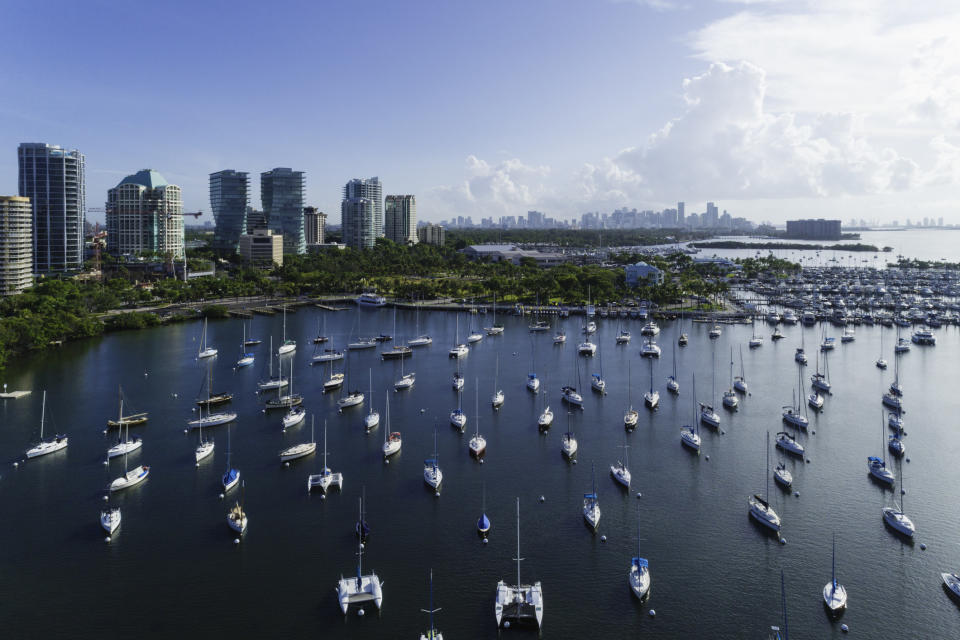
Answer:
427, 155, 551, 217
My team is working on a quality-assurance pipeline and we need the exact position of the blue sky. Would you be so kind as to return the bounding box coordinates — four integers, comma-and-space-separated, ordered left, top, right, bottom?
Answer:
2, 0, 959, 225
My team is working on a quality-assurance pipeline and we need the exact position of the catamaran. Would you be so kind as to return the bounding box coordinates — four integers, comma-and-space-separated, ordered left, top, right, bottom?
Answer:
280, 415, 317, 462
382, 394, 401, 457
336, 504, 383, 614
25, 390, 68, 459
307, 422, 343, 492
419, 569, 444, 640
748, 432, 781, 532
583, 463, 601, 529
197, 318, 217, 359
494, 498, 544, 629
640, 338, 661, 358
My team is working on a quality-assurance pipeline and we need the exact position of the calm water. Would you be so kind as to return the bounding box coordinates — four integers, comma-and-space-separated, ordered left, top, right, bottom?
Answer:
690, 228, 960, 266
2, 308, 960, 638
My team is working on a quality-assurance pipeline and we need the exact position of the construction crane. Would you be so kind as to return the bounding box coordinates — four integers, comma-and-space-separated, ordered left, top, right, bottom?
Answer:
89, 206, 202, 218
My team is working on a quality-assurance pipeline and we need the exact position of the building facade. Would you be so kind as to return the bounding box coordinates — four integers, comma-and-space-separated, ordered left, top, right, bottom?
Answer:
238, 228, 283, 267
106, 170, 184, 259
17, 142, 85, 274
344, 177, 383, 238
625, 261, 664, 287
785, 218, 842, 240
384, 195, 417, 244
0, 196, 34, 295
304, 207, 326, 245
341, 198, 376, 249
261, 168, 305, 255
209, 170, 249, 252
417, 223, 445, 246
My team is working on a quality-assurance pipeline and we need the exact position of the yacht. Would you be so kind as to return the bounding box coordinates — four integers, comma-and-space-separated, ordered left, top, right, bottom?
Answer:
307, 423, 343, 493
25, 391, 68, 458
583, 464, 601, 529
708, 325, 722, 339
583, 321, 597, 335
640, 321, 660, 336
773, 462, 792, 488
280, 416, 317, 462
561, 431, 578, 458
629, 553, 651, 601
911, 329, 936, 345
640, 340, 661, 358
794, 347, 807, 364
381, 394, 401, 457
448, 343, 468, 358
357, 292, 387, 307
561, 385, 583, 408
775, 431, 804, 457
494, 498, 544, 629
100, 506, 121, 535
616, 329, 632, 344
578, 340, 597, 356
553, 330, 566, 344
336, 509, 383, 615
807, 391, 824, 410
748, 432, 781, 532
282, 405, 306, 429
894, 337, 911, 353
823, 535, 848, 613
423, 429, 443, 490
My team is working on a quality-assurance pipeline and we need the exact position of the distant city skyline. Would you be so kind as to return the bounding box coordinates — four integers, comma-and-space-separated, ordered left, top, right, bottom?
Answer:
3, 1, 960, 225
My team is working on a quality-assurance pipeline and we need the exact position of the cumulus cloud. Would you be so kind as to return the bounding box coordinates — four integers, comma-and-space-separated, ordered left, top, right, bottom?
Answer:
428, 156, 551, 216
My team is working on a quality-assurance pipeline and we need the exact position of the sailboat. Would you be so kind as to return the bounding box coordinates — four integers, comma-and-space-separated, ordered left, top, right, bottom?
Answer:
381, 306, 410, 359
25, 390, 68, 458
467, 301, 484, 343
811, 348, 832, 393
795, 329, 807, 365
100, 503, 121, 535
615, 315, 631, 344
876, 326, 888, 369
221, 421, 240, 492
882, 459, 916, 537
308, 422, 343, 492
424, 427, 443, 490
610, 439, 631, 488
666, 342, 680, 393
107, 387, 142, 458
237, 323, 255, 368
678, 309, 689, 346
469, 380, 486, 457
494, 498, 544, 629
109, 424, 149, 492
477, 483, 491, 535
483, 294, 504, 336
721, 347, 739, 410
868, 410, 895, 486
561, 412, 578, 458
553, 312, 566, 344
281, 364, 306, 428
774, 460, 793, 489
336, 505, 383, 614
538, 378, 554, 429
822, 534, 848, 612
277, 305, 296, 355
105, 386, 148, 428
644, 355, 659, 409
259, 337, 290, 389
243, 319, 261, 346
265, 356, 303, 410
888, 415, 905, 458
227, 481, 248, 534
583, 463, 601, 529
323, 357, 344, 392
452, 354, 465, 391
419, 570, 444, 640
492, 354, 505, 408
336, 355, 363, 410
733, 346, 748, 393
624, 361, 639, 428
590, 344, 606, 393
448, 314, 468, 358
280, 414, 317, 462
699, 348, 720, 428
782, 366, 809, 430
408, 298, 433, 346
197, 318, 217, 359
394, 346, 415, 390
680, 374, 701, 452
749, 319, 764, 348
562, 349, 584, 408
526, 339, 540, 392
364, 369, 380, 430
629, 509, 651, 600
313, 314, 329, 344
382, 393, 402, 457
748, 431, 781, 532
450, 372, 467, 430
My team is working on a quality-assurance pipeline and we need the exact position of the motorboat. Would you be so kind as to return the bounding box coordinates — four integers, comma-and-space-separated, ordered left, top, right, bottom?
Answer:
911, 329, 935, 345
448, 344, 468, 358
553, 331, 566, 344
528, 320, 550, 332
940, 572, 960, 601
356, 292, 387, 307
708, 325, 721, 339
578, 341, 597, 356
640, 321, 659, 336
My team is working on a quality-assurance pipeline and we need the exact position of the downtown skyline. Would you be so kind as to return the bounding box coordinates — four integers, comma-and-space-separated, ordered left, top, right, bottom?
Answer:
3, 1, 959, 226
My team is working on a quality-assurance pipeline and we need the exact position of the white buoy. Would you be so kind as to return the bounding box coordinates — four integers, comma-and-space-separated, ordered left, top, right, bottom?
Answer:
13, 462, 18, 467
649, 609, 656, 617
321, 494, 326, 500
358, 608, 365, 617
572, 459, 578, 465
173, 393, 178, 398
705, 455, 710, 460
420, 408, 425, 414
504, 621, 511, 629
841, 623, 848, 632
780, 537, 786, 545
102, 429, 108, 434
103, 460, 109, 466
105, 536, 111, 543
479, 459, 484, 464
435, 491, 440, 497
219, 493, 225, 500
284, 462, 290, 467
183, 429, 188, 434
195, 462, 200, 468
483, 538, 488, 545
102, 495, 109, 501
539, 495, 545, 503
360, 542, 365, 550
234, 538, 240, 545
192, 407, 197, 412
600, 535, 607, 542
385, 460, 389, 465
920, 543, 927, 550
901, 489, 906, 495
794, 491, 800, 497
636, 492, 642, 498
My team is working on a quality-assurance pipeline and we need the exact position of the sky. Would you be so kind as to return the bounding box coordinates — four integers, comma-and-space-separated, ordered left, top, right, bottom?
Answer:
2, 0, 960, 226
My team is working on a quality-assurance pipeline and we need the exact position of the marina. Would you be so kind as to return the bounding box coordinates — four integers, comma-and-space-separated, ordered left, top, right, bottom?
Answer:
2, 300, 960, 638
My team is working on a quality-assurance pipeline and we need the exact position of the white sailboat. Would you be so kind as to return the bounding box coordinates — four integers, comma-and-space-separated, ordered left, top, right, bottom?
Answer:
197, 318, 217, 359
882, 460, 916, 537
495, 498, 544, 629
590, 345, 606, 393
237, 323, 255, 368
336, 356, 364, 410
100, 504, 121, 535
484, 294, 504, 336
624, 361, 639, 428
699, 348, 720, 428
227, 481, 248, 534
774, 461, 793, 489
666, 342, 680, 394
811, 348, 832, 393
492, 354, 504, 408
733, 346, 748, 393
382, 393, 401, 457
469, 380, 486, 457
25, 390, 68, 458
109, 428, 150, 493
394, 349, 415, 390
629, 511, 651, 600
467, 302, 484, 343
561, 429, 578, 458
868, 410, 895, 486
450, 371, 467, 430
277, 305, 296, 355
538, 379, 554, 429
583, 463, 601, 529
307, 422, 343, 492
260, 336, 290, 389
281, 363, 306, 428
408, 298, 434, 346
424, 428, 443, 490
336, 500, 384, 614
452, 354, 464, 391
280, 415, 317, 462
610, 439, 631, 488
106, 387, 142, 459
782, 366, 809, 430
561, 348, 584, 408
643, 355, 659, 409
722, 347, 739, 410
822, 534, 848, 612
419, 569, 444, 640
680, 374, 701, 452
876, 326, 888, 369
364, 369, 380, 430
526, 339, 540, 392
748, 432, 781, 532
448, 314, 468, 358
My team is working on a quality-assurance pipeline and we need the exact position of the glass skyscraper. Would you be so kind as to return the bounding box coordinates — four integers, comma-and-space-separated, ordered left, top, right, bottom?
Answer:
385, 194, 417, 244
341, 198, 376, 249
210, 170, 249, 252
344, 177, 383, 239
261, 168, 305, 255
17, 142, 85, 274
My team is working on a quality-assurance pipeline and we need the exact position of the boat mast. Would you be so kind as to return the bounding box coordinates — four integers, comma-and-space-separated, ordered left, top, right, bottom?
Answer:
780, 569, 789, 640
831, 533, 837, 589
765, 431, 770, 504
513, 497, 523, 588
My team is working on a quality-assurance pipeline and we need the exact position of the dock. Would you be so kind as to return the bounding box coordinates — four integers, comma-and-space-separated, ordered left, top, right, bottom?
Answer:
0, 390, 31, 399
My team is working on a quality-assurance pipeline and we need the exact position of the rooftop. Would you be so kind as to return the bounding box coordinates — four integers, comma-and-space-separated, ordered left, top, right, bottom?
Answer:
118, 169, 168, 189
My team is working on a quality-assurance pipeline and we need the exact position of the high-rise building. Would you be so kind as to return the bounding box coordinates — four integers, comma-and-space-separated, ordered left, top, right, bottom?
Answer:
209, 170, 249, 253
246, 207, 267, 233
785, 219, 841, 240
344, 177, 383, 238
341, 198, 376, 249
417, 223, 445, 246
384, 195, 417, 244
0, 196, 34, 295
677, 201, 685, 226
238, 228, 283, 267
106, 170, 184, 259
17, 142, 85, 274
304, 207, 326, 245
261, 168, 306, 255
705, 202, 719, 227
